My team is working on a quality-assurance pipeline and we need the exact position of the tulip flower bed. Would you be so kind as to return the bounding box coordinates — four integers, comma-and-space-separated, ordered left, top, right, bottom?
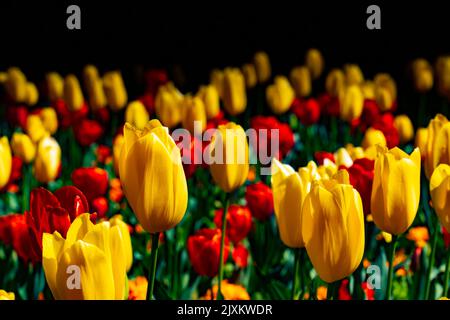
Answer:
0, 50, 450, 301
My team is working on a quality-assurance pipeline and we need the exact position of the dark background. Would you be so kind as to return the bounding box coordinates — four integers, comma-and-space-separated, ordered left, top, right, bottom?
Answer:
1, 1, 450, 94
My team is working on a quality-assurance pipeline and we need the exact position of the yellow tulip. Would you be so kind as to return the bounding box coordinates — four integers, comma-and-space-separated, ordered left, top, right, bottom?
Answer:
253, 51, 271, 83
271, 159, 312, 248
436, 56, 450, 97
339, 85, 364, 122
210, 69, 224, 98
302, 170, 365, 283
5, 67, 27, 103
26, 114, 49, 143
119, 120, 188, 233
412, 59, 434, 93
197, 85, 220, 120
34, 136, 61, 183
25, 82, 39, 106
113, 133, 124, 177
361, 81, 376, 100
182, 95, 206, 134
103, 71, 128, 111
415, 127, 428, 157
64, 74, 84, 112
290, 66, 311, 98
333, 147, 353, 168
222, 68, 246, 116
83, 64, 100, 94
43, 213, 132, 300
325, 69, 345, 97
89, 77, 107, 111
266, 76, 295, 114
209, 122, 249, 193
362, 127, 387, 149
46, 72, 64, 102
424, 114, 450, 178
0, 290, 15, 300
109, 215, 133, 271
346, 144, 365, 160
374, 73, 397, 102
40, 107, 59, 135
430, 164, 450, 232
0, 72, 7, 84
375, 86, 394, 112
0, 137, 12, 189
305, 48, 324, 80
344, 64, 364, 86
394, 115, 414, 144
242, 64, 257, 89
11, 132, 36, 164
371, 147, 421, 235
125, 100, 149, 130
155, 83, 183, 129
317, 159, 338, 180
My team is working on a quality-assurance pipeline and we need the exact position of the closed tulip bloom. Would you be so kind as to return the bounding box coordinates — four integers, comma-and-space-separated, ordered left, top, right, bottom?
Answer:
326, 69, 345, 97
46, 72, 64, 102
415, 127, 428, 157
362, 127, 387, 149
361, 81, 376, 100
253, 51, 271, 83
424, 114, 450, 178
209, 122, 249, 193
182, 95, 206, 134
43, 213, 132, 300
371, 147, 421, 235
412, 59, 434, 93
5, 67, 27, 103
374, 73, 397, 102
222, 68, 247, 116
305, 48, 324, 80
113, 133, 124, 177
210, 69, 224, 98
25, 82, 39, 106
26, 114, 49, 143
242, 64, 257, 88
109, 215, 133, 271
197, 85, 220, 120
0, 137, 12, 189
375, 86, 394, 112
103, 71, 128, 111
64, 74, 84, 112
266, 76, 295, 114
245, 182, 274, 221
34, 136, 61, 183
155, 83, 183, 129
333, 147, 353, 168
125, 100, 149, 130
83, 64, 100, 94
119, 119, 188, 233
11, 132, 36, 164
89, 77, 107, 111
40, 107, 59, 135
302, 170, 365, 283
394, 115, 414, 144
430, 164, 450, 232
271, 158, 312, 248
0, 290, 15, 300
344, 64, 364, 86
290, 66, 312, 98
340, 85, 364, 122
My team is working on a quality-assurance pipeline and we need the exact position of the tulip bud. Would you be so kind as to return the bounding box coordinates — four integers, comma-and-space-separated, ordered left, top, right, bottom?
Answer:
415, 127, 428, 157
339, 85, 364, 122
11, 132, 36, 164
46, 72, 64, 102
0, 137, 12, 189
333, 147, 353, 168
197, 85, 220, 120
210, 69, 224, 98
119, 120, 188, 233
344, 64, 364, 86
266, 76, 295, 114
394, 115, 414, 144
214, 205, 252, 243
325, 69, 345, 97
430, 164, 450, 233
290, 66, 311, 98
182, 95, 206, 134
375, 86, 394, 112
362, 127, 387, 149
424, 114, 450, 178
245, 182, 274, 221
83, 64, 100, 94
155, 82, 183, 129
25, 82, 39, 106
305, 48, 324, 80
26, 114, 49, 143
103, 71, 128, 111
64, 74, 84, 112
125, 100, 149, 130
0, 72, 7, 84
34, 136, 61, 183
412, 59, 434, 93
371, 147, 421, 235
5, 67, 27, 103
435, 56, 450, 97
222, 68, 247, 116
242, 64, 257, 89
361, 81, 376, 100
40, 107, 59, 135
89, 77, 107, 111
374, 73, 397, 102
302, 170, 365, 283
113, 133, 124, 177
253, 51, 271, 83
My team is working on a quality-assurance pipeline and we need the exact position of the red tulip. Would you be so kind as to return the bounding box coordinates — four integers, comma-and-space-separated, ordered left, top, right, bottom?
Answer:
352, 99, 380, 132
139, 93, 155, 115
245, 182, 274, 221
206, 111, 228, 130
96, 145, 111, 164
338, 279, 352, 300
361, 282, 375, 300
73, 118, 104, 147
372, 113, 399, 148
71, 167, 109, 203
91, 197, 109, 219
187, 228, 229, 277
214, 205, 253, 243
318, 93, 340, 117
53, 99, 89, 129
232, 243, 249, 268
93, 107, 110, 125
314, 151, 335, 165
342, 158, 374, 216
145, 69, 168, 96
175, 136, 203, 179
443, 227, 450, 249
291, 98, 320, 126
5, 105, 28, 129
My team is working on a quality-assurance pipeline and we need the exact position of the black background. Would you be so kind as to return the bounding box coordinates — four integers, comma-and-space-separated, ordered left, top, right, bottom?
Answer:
1, 1, 450, 94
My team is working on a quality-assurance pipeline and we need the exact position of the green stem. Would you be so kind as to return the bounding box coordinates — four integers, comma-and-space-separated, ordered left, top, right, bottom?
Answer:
217, 193, 230, 300
291, 248, 301, 300
425, 218, 440, 300
444, 249, 450, 297
22, 163, 31, 212
386, 235, 399, 300
146, 232, 160, 300
326, 281, 339, 300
